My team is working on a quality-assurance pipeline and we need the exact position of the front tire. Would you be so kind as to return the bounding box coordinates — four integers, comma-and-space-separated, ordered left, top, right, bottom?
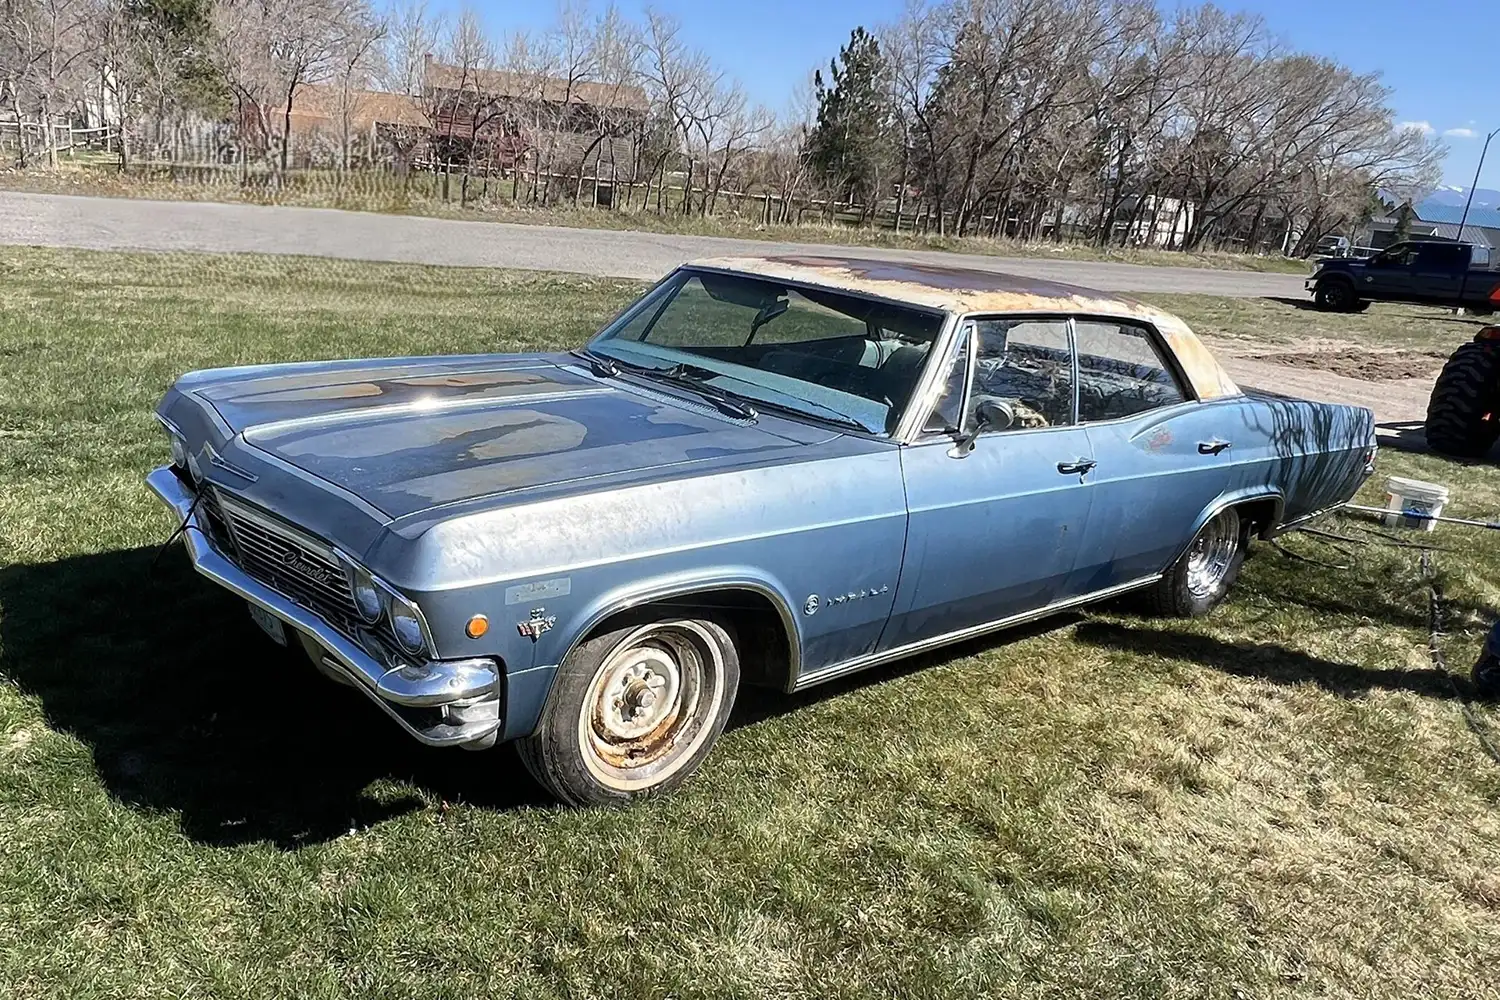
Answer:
1147, 508, 1245, 617
1314, 279, 1358, 312
518, 616, 740, 806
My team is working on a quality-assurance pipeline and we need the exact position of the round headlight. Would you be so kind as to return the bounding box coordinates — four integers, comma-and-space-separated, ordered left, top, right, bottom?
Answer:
351, 567, 382, 623
169, 434, 188, 469
185, 448, 203, 484
389, 596, 427, 655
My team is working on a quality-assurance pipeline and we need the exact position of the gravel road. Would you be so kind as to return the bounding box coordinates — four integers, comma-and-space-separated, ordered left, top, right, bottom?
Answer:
0, 190, 1308, 297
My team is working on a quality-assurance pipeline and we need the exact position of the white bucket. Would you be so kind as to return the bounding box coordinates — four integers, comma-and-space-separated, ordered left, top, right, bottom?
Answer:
1383, 476, 1450, 532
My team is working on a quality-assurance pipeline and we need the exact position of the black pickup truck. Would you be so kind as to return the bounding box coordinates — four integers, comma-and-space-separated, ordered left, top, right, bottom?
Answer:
1308, 239, 1500, 313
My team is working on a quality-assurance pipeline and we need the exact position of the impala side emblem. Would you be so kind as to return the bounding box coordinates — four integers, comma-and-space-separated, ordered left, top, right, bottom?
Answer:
826, 584, 890, 607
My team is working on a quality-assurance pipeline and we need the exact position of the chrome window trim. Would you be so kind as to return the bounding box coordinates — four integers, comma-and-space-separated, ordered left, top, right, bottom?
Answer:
892, 310, 963, 443
905, 311, 1081, 443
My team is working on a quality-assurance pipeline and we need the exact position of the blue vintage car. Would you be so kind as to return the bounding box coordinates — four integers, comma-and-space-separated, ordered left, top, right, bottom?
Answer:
148, 256, 1376, 804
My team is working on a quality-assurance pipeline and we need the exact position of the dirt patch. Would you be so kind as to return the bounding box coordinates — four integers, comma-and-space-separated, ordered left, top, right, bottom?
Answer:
1246, 349, 1447, 382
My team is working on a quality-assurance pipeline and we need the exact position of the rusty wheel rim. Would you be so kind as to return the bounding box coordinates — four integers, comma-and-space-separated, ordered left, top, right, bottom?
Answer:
578, 620, 725, 791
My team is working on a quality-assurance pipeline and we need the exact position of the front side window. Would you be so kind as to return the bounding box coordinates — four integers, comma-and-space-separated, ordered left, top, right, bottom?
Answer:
1074, 320, 1187, 422
590, 270, 946, 434
924, 316, 1075, 435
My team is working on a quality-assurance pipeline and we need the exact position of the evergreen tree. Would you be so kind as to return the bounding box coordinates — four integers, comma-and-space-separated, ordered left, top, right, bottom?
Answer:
805, 27, 890, 217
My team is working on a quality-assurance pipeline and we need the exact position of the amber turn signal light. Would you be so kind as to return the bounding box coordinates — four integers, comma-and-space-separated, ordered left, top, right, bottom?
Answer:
465, 614, 489, 639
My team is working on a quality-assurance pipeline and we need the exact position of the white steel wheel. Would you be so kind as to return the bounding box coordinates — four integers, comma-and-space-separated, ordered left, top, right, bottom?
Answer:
518, 616, 740, 806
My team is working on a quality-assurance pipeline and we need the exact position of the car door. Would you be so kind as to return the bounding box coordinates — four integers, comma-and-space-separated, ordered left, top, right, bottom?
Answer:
1361, 244, 1417, 299
1411, 243, 1464, 303
881, 316, 1096, 651
1068, 318, 1236, 593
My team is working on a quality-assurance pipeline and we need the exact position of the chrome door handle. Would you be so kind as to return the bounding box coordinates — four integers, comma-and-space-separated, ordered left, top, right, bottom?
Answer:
1198, 440, 1232, 455
1057, 458, 1097, 475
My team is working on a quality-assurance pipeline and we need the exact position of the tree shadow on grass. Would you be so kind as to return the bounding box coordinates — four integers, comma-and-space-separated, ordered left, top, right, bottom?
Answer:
1071, 620, 1472, 701
0, 546, 551, 851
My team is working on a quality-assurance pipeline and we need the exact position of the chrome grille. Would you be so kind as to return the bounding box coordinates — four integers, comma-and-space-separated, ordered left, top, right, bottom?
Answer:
214, 493, 361, 635
206, 489, 413, 659
197, 486, 238, 558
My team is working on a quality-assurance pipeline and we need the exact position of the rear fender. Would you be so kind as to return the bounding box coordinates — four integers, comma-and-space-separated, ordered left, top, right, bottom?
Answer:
1173, 489, 1285, 565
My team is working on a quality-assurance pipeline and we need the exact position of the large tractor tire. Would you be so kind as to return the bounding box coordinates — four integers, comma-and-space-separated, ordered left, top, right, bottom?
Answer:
1425, 337, 1500, 457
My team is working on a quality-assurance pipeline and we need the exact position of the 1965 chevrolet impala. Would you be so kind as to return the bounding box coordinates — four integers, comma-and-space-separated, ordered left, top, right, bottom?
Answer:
148, 256, 1376, 804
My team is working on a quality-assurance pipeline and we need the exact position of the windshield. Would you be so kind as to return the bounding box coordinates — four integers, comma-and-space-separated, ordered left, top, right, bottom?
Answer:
586, 269, 947, 434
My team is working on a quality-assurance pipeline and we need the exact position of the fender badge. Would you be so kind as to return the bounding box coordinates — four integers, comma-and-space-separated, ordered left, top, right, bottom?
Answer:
803, 595, 820, 616
517, 607, 557, 641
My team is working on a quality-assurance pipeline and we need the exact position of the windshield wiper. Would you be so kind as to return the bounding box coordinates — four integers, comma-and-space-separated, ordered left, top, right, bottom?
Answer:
664, 362, 874, 433
583, 353, 757, 420
743, 395, 872, 433
571, 348, 620, 378
642, 369, 758, 420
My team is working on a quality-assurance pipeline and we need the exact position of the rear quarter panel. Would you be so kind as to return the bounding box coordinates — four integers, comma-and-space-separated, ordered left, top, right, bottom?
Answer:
1229, 392, 1375, 523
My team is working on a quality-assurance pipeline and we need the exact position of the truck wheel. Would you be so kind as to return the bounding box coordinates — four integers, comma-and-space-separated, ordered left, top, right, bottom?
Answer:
1314, 279, 1358, 312
1424, 340, 1500, 458
1146, 508, 1245, 617
518, 616, 740, 806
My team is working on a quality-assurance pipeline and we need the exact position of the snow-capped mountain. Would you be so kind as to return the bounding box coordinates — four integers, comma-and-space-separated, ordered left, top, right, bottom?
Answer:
1423, 186, 1500, 211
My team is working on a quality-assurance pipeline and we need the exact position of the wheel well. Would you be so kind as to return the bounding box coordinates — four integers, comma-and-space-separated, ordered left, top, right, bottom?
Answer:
1230, 497, 1282, 540
1317, 273, 1354, 287
580, 589, 795, 690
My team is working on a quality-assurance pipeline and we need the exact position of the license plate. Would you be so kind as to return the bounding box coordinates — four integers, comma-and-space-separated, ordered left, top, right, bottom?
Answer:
247, 602, 288, 646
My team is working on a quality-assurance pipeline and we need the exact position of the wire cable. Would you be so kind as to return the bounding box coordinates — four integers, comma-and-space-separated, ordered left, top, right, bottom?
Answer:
149, 488, 205, 578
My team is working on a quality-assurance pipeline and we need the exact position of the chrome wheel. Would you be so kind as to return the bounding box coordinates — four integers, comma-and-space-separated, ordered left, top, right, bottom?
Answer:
1185, 510, 1240, 600
578, 620, 728, 792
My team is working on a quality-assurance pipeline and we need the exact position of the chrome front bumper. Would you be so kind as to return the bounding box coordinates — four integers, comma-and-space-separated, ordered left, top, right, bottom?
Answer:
146, 466, 502, 748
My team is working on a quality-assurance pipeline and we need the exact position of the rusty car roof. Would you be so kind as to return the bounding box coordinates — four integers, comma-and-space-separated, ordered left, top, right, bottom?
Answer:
684, 254, 1241, 401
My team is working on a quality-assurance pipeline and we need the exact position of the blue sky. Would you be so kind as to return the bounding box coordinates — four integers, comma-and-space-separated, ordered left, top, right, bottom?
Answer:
447, 0, 1491, 190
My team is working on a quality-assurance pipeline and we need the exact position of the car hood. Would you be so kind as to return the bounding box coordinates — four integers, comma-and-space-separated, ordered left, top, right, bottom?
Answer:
183, 354, 833, 521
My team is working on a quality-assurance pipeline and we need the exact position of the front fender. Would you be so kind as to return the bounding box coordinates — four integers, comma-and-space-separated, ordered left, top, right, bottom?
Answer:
501, 566, 804, 740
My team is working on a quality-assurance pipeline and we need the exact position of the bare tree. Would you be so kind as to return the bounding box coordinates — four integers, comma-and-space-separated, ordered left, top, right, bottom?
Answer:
210, 0, 378, 178
2, 0, 92, 167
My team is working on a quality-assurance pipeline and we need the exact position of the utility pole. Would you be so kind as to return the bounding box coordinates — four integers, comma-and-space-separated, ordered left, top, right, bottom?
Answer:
1455, 126, 1500, 313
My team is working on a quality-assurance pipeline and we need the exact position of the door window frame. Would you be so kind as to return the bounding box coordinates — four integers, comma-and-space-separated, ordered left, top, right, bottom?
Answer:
912, 311, 1082, 442
1069, 314, 1200, 426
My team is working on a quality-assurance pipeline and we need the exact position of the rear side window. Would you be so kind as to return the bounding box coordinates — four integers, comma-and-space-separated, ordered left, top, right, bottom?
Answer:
1074, 320, 1187, 422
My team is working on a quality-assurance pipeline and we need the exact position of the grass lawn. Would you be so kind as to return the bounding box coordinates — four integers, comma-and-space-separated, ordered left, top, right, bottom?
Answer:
2, 248, 1499, 999
0, 164, 1311, 274
1146, 293, 1486, 355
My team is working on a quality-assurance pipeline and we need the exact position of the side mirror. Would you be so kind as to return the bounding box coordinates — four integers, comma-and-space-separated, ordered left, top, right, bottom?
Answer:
947, 398, 1015, 458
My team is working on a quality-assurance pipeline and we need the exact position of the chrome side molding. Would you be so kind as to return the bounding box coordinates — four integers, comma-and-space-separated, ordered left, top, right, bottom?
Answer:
791, 574, 1161, 691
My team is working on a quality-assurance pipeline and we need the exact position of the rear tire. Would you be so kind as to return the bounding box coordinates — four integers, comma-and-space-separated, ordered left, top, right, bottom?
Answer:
1146, 508, 1245, 618
518, 615, 740, 806
1424, 340, 1500, 458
